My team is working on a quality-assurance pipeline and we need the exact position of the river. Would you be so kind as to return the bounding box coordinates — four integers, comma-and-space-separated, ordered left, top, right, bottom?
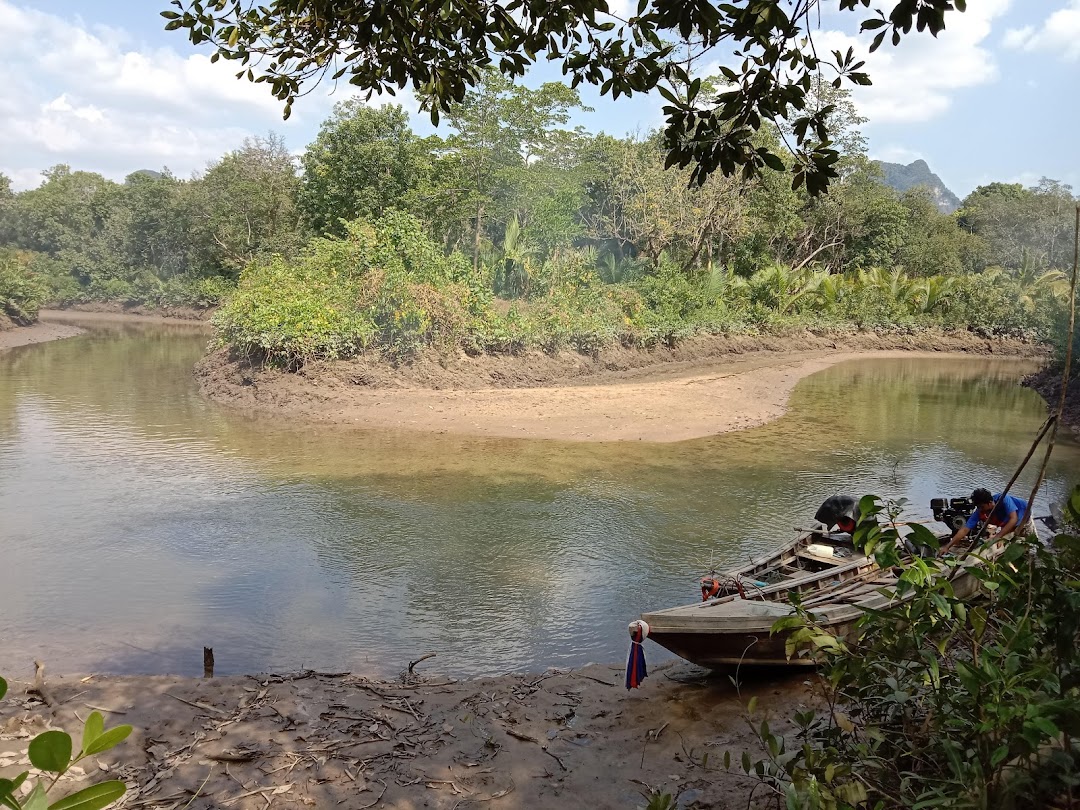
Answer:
1, 318, 1076, 677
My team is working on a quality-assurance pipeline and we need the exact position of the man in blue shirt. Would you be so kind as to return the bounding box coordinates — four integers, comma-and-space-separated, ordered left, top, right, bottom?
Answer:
940, 488, 1029, 555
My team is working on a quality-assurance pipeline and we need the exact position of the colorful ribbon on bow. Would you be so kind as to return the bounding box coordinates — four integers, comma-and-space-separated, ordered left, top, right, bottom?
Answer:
626, 620, 650, 689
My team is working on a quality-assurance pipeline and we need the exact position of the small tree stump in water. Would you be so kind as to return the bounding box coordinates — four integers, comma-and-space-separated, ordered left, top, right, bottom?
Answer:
203, 647, 215, 679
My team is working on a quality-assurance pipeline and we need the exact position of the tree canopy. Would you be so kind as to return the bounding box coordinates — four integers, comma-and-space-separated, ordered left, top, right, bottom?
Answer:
161, 0, 965, 195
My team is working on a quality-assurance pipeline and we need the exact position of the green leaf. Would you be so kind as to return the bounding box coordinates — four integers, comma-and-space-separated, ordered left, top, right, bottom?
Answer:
656, 85, 679, 105
999, 542, 1027, 565
835, 782, 868, 804
47, 781, 127, 810
82, 726, 132, 758
0, 773, 29, 810
770, 616, 805, 635
990, 744, 1010, 768
1066, 484, 1080, 525
761, 151, 785, 171
955, 660, 983, 694
970, 605, 988, 640
28, 730, 73, 774
81, 713, 104, 757
23, 784, 48, 810
0, 676, 6, 701
1031, 716, 1060, 737
907, 522, 941, 551
5, 775, 27, 793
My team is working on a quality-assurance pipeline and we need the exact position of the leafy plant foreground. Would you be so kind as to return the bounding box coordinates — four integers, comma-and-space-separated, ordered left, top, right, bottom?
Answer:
0, 675, 130, 810
733, 489, 1080, 809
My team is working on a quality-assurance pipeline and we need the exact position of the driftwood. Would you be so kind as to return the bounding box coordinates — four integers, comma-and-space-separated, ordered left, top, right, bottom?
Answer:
203, 647, 215, 678
164, 692, 227, 716
407, 652, 437, 675
30, 661, 57, 708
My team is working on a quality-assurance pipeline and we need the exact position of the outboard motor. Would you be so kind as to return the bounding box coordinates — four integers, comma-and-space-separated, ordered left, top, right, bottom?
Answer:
814, 495, 860, 531
931, 497, 974, 532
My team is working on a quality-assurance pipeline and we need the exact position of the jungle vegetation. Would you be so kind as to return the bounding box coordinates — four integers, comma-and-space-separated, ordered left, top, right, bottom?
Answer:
0, 79, 1075, 365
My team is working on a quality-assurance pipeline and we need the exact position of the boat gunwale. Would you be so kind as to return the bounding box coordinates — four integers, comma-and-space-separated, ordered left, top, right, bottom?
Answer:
640, 537, 1011, 666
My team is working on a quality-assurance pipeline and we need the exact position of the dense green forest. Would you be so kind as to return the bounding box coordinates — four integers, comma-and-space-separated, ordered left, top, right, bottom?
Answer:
1, 75, 1075, 365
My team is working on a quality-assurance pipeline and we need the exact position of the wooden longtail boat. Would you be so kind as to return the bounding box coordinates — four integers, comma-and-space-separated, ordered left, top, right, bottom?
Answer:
635, 526, 1007, 668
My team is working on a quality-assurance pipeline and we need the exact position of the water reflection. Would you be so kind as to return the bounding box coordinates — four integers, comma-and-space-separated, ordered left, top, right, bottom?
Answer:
0, 322, 1076, 677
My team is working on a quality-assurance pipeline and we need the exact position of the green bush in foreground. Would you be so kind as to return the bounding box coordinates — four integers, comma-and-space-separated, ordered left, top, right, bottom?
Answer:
734, 491, 1080, 809
0, 676, 130, 809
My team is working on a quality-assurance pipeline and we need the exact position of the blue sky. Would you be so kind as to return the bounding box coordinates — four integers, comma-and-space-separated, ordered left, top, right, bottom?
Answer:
1, 0, 1077, 198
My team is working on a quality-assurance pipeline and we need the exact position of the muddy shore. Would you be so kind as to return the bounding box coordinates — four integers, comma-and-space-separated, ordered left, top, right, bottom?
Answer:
1025, 364, 1080, 435
49, 302, 214, 321
0, 308, 213, 352
198, 330, 1045, 443
40, 309, 215, 328
0, 663, 808, 810
0, 320, 83, 351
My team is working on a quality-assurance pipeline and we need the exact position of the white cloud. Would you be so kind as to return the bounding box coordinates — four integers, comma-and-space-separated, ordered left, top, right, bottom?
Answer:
1003, 1, 1080, 60
1002, 25, 1035, 49
1006, 171, 1044, 188
873, 146, 924, 164
0, 0, 345, 189
812, 0, 1012, 124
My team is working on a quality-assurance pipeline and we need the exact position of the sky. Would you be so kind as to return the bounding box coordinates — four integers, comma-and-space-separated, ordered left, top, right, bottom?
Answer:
0, 0, 1077, 199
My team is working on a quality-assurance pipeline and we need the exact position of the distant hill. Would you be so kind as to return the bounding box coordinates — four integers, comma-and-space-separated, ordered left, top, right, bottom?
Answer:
126, 169, 163, 182
873, 159, 961, 214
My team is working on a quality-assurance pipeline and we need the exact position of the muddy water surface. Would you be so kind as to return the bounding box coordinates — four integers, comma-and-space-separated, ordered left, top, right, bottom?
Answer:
1, 320, 1077, 677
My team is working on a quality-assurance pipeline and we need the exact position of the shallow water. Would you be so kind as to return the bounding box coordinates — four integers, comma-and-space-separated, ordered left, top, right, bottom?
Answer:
1, 322, 1076, 677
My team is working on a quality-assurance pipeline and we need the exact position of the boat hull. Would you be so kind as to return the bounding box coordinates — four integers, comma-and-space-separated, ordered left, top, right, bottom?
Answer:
644, 630, 818, 668
641, 542, 1004, 668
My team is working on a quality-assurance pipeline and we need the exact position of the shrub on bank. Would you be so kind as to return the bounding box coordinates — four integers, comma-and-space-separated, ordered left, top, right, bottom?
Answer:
46, 269, 235, 310
215, 212, 496, 365
213, 222, 1063, 367
0, 250, 49, 325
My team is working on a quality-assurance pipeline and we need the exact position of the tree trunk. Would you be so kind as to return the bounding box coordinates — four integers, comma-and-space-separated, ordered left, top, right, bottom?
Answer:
474, 201, 484, 274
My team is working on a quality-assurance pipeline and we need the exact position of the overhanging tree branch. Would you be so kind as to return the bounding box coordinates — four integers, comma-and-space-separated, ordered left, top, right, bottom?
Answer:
161, 0, 966, 196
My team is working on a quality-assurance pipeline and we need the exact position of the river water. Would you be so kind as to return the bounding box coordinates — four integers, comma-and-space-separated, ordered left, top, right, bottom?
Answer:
1, 319, 1076, 677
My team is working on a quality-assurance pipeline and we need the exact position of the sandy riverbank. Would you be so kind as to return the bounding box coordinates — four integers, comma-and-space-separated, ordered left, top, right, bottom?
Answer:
198, 331, 1045, 443
40, 309, 214, 327
0, 320, 84, 351
45, 302, 214, 321
0, 309, 213, 352
0, 663, 808, 810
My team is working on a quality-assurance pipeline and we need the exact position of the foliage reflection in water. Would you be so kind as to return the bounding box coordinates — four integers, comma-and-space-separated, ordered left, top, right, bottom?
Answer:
0, 321, 1075, 677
